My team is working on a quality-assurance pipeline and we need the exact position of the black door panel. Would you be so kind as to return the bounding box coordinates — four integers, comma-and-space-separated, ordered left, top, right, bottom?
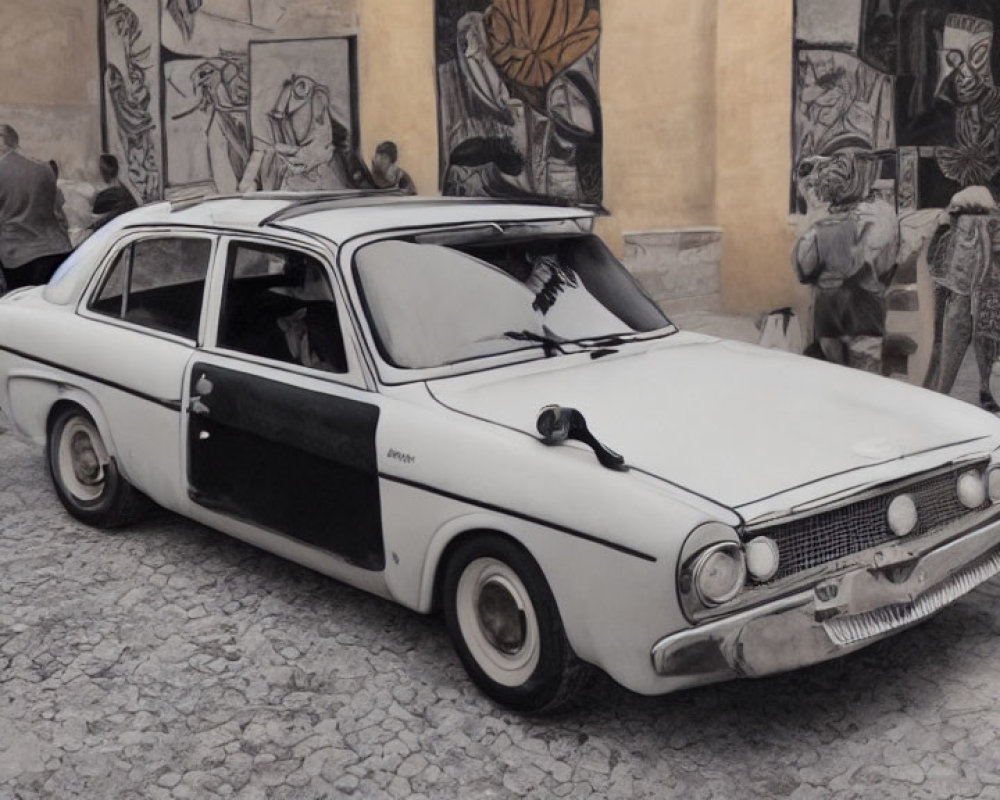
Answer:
187, 363, 384, 570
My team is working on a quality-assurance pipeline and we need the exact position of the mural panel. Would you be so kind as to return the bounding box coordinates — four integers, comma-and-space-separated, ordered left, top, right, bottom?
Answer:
101, 0, 163, 204
245, 38, 363, 192
792, 0, 1000, 410
164, 53, 250, 193
102, 0, 363, 199
435, 0, 603, 204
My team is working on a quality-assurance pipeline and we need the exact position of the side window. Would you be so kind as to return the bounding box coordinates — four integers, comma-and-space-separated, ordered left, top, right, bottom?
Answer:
217, 242, 348, 373
89, 237, 212, 340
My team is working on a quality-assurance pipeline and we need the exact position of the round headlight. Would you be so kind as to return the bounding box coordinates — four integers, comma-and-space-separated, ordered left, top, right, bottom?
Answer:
691, 543, 746, 606
745, 537, 780, 582
887, 494, 918, 538
957, 471, 987, 509
988, 468, 1000, 504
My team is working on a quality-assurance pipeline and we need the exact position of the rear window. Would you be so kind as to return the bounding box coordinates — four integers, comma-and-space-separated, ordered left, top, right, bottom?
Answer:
89, 236, 213, 340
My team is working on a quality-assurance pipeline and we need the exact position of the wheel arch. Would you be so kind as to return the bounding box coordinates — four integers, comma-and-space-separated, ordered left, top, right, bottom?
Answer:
45, 392, 118, 455
428, 526, 534, 615
38, 389, 136, 492
5, 372, 117, 456
46, 392, 150, 528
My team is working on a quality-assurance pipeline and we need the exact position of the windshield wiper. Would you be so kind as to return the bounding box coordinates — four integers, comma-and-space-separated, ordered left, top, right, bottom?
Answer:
571, 333, 641, 348
574, 329, 675, 348
504, 330, 567, 357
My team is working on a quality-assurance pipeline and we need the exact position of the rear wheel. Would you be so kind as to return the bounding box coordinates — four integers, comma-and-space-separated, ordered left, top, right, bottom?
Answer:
47, 405, 146, 528
443, 534, 592, 712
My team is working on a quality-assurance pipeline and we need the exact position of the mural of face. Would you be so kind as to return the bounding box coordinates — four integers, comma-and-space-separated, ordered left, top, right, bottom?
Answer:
807, 151, 879, 209
937, 14, 995, 105
795, 154, 832, 214
269, 75, 332, 147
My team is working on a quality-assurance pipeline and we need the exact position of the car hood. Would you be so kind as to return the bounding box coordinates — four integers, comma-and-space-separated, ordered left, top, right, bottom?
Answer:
428, 333, 1000, 508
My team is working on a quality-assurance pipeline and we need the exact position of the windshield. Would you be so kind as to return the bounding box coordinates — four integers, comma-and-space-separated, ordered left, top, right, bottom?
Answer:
354, 233, 672, 370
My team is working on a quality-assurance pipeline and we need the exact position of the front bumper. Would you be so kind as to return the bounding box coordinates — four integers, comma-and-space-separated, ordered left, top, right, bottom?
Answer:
651, 513, 1000, 685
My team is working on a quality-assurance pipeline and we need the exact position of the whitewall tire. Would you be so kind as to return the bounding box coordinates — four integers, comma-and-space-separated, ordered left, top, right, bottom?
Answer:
47, 405, 146, 528
443, 534, 592, 712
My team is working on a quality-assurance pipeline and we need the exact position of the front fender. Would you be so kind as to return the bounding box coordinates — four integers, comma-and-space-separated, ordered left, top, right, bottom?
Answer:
378, 473, 716, 694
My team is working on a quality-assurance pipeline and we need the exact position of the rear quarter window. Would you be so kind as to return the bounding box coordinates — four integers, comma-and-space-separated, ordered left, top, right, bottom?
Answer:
89, 236, 213, 340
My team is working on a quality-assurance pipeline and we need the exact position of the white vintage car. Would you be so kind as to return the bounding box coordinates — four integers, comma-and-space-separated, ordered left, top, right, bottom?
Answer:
2, 193, 1000, 712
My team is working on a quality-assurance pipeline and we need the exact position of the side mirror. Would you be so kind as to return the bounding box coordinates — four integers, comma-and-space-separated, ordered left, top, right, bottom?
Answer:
536, 405, 627, 471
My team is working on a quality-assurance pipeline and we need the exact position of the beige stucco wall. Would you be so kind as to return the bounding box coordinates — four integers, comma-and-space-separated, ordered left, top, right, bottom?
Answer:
0, 0, 101, 178
596, 1, 719, 256
714, 0, 805, 317
357, 0, 439, 197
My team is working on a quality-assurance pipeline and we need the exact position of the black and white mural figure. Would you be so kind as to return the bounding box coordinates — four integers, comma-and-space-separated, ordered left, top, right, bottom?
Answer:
241, 39, 371, 192
166, 54, 251, 194
165, 0, 201, 40
924, 186, 1000, 409
794, 149, 900, 373
794, 51, 895, 166
102, 1, 362, 200
435, 0, 602, 203
793, 0, 1000, 400
101, 0, 162, 203
933, 15, 1000, 188
162, 1, 290, 52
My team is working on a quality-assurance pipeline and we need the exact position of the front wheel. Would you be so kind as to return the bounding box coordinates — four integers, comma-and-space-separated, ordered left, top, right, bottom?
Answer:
47, 405, 146, 528
443, 534, 592, 713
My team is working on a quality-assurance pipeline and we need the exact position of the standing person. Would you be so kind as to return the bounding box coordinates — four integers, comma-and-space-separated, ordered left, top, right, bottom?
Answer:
793, 149, 899, 373
371, 141, 417, 195
90, 154, 138, 231
0, 125, 72, 290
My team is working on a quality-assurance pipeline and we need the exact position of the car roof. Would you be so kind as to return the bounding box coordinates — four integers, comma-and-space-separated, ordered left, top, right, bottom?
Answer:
41, 192, 598, 308
141, 192, 596, 245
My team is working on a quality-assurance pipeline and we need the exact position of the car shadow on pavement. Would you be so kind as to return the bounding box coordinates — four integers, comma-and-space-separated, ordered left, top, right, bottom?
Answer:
569, 591, 999, 731
135, 502, 1000, 735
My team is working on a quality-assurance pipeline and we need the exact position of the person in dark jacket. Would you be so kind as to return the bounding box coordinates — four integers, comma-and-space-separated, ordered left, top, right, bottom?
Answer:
90, 153, 138, 231
372, 141, 417, 195
0, 124, 72, 290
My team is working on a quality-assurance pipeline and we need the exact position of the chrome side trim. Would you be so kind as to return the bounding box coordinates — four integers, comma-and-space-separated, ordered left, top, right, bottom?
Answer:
823, 548, 1000, 646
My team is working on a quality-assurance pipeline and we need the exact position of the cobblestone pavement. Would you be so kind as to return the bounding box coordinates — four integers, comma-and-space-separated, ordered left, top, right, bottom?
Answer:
4, 416, 1000, 800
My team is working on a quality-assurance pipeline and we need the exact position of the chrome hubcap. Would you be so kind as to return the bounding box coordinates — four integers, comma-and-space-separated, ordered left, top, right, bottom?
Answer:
477, 577, 527, 655
455, 557, 541, 687
57, 417, 107, 503
70, 430, 103, 486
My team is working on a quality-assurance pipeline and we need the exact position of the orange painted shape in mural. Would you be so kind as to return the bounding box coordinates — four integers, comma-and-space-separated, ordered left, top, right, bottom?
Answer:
484, 0, 600, 89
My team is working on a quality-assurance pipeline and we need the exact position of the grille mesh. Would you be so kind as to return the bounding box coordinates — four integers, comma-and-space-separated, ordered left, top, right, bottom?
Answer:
749, 463, 990, 582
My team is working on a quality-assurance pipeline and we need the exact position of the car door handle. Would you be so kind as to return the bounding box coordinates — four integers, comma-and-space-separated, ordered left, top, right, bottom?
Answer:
190, 396, 210, 416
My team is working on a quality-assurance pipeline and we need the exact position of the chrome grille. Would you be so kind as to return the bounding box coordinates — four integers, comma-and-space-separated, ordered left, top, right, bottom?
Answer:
749, 463, 990, 582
